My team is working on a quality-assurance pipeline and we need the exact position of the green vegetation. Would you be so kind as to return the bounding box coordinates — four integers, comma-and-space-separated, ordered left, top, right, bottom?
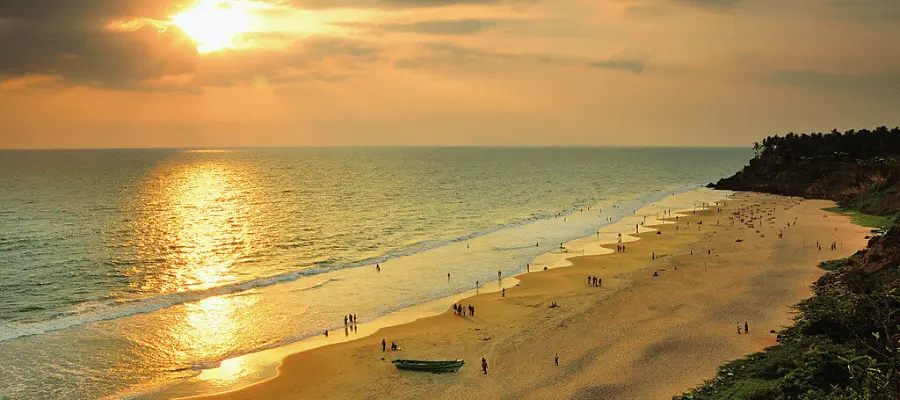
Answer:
823, 207, 896, 230
818, 258, 848, 271
754, 126, 900, 162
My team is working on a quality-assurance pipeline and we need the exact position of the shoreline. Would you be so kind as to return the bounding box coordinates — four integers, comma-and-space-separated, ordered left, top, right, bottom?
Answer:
180, 191, 871, 400
146, 188, 729, 400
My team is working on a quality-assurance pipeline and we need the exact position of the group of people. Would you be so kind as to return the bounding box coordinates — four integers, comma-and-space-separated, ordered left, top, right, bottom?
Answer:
344, 313, 358, 326
586, 275, 602, 287
737, 321, 749, 335
381, 338, 398, 351
616, 244, 626, 252
818, 241, 838, 250
453, 303, 475, 317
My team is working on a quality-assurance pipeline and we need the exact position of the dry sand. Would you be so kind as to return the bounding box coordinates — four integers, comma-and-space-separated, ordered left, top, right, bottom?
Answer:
187, 192, 871, 400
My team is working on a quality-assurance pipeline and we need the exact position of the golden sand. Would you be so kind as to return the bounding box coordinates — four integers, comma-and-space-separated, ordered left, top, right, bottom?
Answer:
187, 192, 870, 400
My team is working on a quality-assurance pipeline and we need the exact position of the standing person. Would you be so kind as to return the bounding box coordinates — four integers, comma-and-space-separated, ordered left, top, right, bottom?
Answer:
324, 330, 328, 338
344, 315, 348, 326
482, 357, 488, 374
498, 270, 502, 278
376, 264, 380, 272
554, 353, 559, 366
354, 313, 358, 324
382, 338, 386, 352
744, 321, 749, 334
448, 272, 451, 281
501, 288, 505, 297
737, 323, 742, 335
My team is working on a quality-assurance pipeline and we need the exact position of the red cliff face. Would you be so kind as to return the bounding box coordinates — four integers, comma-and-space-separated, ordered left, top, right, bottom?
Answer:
851, 228, 900, 286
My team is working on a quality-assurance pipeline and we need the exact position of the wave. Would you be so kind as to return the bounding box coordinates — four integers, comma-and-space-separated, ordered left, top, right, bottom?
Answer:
493, 245, 540, 251
288, 278, 341, 292
0, 184, 703, 343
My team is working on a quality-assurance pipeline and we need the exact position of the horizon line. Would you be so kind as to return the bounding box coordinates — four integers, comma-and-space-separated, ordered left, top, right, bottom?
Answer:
0, 144, 752, 151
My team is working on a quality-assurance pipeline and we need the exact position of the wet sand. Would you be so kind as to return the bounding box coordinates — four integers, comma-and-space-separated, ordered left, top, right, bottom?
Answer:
188, 192, 870, 400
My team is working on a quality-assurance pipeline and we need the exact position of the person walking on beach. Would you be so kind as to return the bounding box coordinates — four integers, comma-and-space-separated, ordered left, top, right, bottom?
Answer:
354, 313, 358, 324
448, 272, 451, 281
498, 270, 502, 278
554, 353, 559, 366
376, 264, 380, 272
501, 288, 506, 297
744, 321, 749, 334
324, 330, 328, 338
737, 323, 742, 335
382, 338, 386, 352
470, 304, 475, 316
482, 357, 488, 374
344, 315, 348, 326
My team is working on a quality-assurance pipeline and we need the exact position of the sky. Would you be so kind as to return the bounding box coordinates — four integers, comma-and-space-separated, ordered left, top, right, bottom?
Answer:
1, 0, 899, 149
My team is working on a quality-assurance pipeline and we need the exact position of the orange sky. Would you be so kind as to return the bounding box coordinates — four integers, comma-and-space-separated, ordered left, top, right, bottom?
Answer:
1, 0, 899, 149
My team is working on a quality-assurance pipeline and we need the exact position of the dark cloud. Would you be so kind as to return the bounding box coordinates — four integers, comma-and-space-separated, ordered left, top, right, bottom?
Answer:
0, 23, 199, 89
0, 0, 189, 24
0, 16, 380, 92
393, 43, 497, 69
0, 0, 518, 91
588, 59, 646, 74
393, 42, 612, 71
0, 0, 384, 91
378, 19, 499, 35
289, 0, 522, 9
378, 0, 503, 5
394, 42, 565, 69
671, 0, 739, 9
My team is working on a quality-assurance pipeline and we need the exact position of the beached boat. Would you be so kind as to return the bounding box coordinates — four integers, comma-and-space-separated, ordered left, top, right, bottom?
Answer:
391, 359, 465, 373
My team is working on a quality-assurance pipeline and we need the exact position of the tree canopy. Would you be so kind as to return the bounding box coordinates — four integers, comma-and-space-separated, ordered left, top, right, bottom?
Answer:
757, 126, 900, 162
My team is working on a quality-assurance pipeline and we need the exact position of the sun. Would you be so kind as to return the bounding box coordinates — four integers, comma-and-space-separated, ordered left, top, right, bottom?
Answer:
171, 0, 260, 53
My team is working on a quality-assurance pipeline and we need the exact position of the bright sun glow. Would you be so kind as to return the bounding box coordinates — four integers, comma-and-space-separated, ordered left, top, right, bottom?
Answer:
171, 0, 261, 53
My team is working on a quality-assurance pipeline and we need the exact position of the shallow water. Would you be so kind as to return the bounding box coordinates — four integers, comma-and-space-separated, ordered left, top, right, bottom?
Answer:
0, 147, 749, 399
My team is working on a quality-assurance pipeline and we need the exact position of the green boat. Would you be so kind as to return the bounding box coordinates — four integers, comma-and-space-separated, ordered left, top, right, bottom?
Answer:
391, 359, 465, 373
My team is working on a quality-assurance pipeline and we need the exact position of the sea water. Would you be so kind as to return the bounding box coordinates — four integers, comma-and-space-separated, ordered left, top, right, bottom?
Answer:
0, 147, 750, 399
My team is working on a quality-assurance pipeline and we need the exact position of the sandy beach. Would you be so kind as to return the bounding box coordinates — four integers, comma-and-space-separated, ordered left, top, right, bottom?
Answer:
187, 192, 870, 400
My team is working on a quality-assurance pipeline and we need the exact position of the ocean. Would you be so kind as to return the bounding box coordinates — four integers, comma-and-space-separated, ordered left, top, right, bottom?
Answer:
0, 147, 750, 399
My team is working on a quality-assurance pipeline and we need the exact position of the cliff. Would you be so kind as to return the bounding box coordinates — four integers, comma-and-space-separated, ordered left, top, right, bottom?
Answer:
711, 127, 900, 219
